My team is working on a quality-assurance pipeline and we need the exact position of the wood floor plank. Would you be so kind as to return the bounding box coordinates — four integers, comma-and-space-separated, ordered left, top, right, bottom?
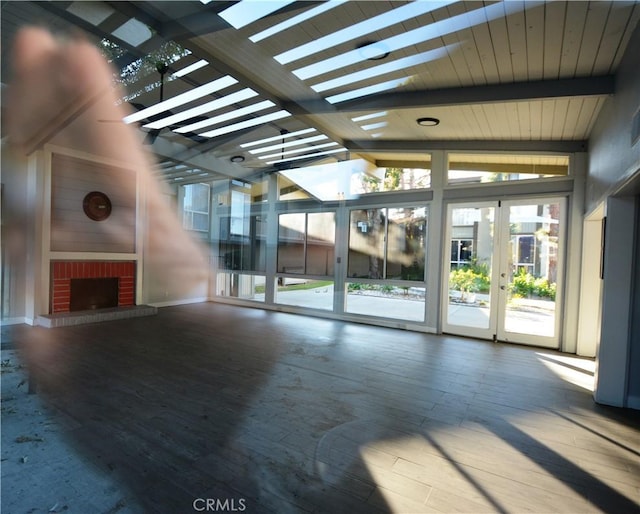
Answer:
5, 302, 640, 513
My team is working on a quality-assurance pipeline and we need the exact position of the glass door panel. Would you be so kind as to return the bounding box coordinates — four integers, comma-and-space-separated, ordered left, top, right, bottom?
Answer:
498, 200, 562, 345
443, 198, 564, 347
443, 204, 497, 339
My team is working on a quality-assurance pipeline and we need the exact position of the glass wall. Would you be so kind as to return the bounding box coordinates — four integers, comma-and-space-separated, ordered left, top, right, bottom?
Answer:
278, 159, 431, 201
182, 183, 210, 232
348, 206, 426, 280
201, 151, 572, 337
346, 206, 427, 322
213, 178, 267, 302
276, 211, 335, 310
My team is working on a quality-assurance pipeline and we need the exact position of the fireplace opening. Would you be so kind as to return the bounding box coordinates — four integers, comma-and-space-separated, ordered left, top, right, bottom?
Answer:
70, 277, 119, 311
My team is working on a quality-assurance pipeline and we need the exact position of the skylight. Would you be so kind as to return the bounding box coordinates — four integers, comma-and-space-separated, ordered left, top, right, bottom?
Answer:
326, 77, 410, 105
123, 76, 238, 124
175, 100, 276, 134
351, 112, 387, 122
250, 0, 347, 43
112, 18, 153, 47
274, 0, 453, 65
247, 134, 329, 155
240, 128, 316, 148
311, 45, 455, 93
266, 147, 346, 165
145, 89, 259, 130
198, 110, 291, 138
172, 59, 209, 78
218, 0, 295, 30
66, 1, 114, 25
361, 122, 388, 131
293, 1, 534, 81
258, 142, 339, 160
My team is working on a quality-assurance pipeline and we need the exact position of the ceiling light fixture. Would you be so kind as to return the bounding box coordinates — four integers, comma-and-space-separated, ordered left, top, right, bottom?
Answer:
417, 117, 440, 127
230, 155, 245, 163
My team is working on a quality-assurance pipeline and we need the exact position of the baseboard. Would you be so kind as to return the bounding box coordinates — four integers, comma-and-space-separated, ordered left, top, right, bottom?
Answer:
0, 317, 28, 326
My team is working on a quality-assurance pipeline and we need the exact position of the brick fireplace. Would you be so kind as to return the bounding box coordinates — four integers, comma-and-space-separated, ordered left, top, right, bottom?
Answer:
50, 261, 135, 313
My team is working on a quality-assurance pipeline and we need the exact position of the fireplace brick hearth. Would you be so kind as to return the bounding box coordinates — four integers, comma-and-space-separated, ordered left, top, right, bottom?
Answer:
51, 261, 135, 313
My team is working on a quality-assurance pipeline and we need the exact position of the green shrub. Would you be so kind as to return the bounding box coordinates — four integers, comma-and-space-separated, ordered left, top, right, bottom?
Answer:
449, 268, 483, 293
510, 269, 556, 300
449, 260, 491, 294
510, 269, 535, 297
534, 277, 556, 300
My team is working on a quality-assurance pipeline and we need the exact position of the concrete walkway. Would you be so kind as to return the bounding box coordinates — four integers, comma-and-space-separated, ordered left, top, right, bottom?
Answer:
272, 285, 556, 336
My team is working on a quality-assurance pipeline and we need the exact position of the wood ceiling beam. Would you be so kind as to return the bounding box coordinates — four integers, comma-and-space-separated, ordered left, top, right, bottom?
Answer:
283, 76, 616, 114
346, 139, 589, 154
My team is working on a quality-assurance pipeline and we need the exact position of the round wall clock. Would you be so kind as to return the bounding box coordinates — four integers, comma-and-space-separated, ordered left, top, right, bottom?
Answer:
83, 191, 112, 221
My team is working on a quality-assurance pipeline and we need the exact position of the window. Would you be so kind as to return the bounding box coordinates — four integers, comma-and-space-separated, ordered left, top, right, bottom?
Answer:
448, 154, 569, 185
451, 239, 473, 269
219, 213, 267, 272
182, 183, 210, 232
215, 272, 265, 302
515, 235, 535, 269
348, 206, 426, 281
352, 167, 431, 195
277, 212, 335, 275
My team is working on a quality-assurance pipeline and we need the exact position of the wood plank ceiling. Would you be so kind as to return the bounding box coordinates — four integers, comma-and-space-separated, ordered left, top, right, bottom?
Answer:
1, 1, 638, 183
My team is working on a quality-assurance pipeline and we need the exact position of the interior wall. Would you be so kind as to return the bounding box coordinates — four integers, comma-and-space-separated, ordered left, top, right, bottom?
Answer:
594, 196, 636, 407
141, 181, 209, 307
575, 206, 604, 357
0, 146, 29, 323
50, 153, 136, 253
587, 23, 640, 408
587, 23, 640, 213
628, 196, 640, 409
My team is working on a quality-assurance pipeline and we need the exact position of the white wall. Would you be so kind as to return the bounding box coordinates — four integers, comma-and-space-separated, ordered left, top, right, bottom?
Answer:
1, 146, 30, 323
593, 196, 635, 407
575, 208, 603, 357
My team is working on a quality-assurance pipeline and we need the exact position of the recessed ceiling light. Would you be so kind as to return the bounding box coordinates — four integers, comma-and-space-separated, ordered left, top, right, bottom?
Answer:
230, 155, 245, 163
417, 117, 440, 127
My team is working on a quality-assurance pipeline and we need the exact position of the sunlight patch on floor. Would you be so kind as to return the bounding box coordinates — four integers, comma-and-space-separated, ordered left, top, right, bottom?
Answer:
536, 352, 596, 392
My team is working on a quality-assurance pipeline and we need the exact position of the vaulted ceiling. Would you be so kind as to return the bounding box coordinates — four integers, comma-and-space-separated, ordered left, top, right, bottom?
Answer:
2, 1, 639, 184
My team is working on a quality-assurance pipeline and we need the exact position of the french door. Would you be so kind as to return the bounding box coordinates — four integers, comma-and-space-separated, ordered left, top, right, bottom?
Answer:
442, 198, 565, 348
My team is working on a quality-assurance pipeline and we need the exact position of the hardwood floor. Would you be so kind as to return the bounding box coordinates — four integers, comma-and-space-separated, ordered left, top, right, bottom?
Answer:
7, 303, 640, 513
